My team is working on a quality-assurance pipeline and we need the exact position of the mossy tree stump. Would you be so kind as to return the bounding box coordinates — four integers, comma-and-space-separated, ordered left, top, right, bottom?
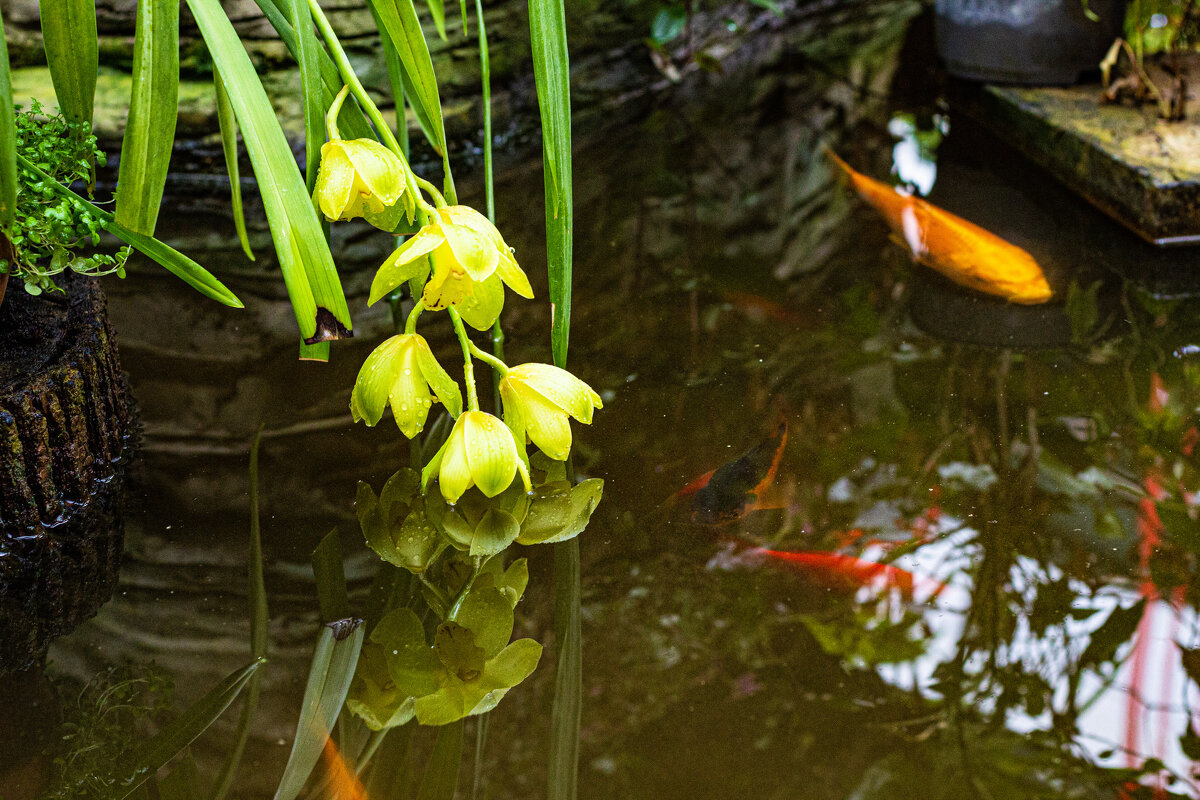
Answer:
0, 273, 134, 674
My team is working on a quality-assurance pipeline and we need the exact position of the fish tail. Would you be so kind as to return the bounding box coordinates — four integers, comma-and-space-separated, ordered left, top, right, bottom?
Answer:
822, 146, 855, 179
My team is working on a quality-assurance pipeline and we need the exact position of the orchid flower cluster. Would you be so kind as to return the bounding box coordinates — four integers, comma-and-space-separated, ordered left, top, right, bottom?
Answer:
313, 86, 603, 727
316, 86, 601, 504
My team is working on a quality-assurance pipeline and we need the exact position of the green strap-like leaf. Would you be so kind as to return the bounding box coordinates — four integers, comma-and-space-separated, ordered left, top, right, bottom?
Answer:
286, 0, 324, 194
16, 153, 243, 307
248, 0, 375, 141
365, 0, 457, 201
425, 0, 448, 40
116, 659, 266, 799
214, 70, 254, 261
210, 430, 272, 800
528, 0, 573, 367
416, 719, 464, 800
115, 0, 179, 235
39, 0, 98, 125
0, 16, 13, 234
273, 622, 365, 800
187, 0, 351, 343
548, 539, 582, 800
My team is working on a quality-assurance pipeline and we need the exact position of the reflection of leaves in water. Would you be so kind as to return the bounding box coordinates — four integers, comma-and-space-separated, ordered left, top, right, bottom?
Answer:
44, 664, 174, 800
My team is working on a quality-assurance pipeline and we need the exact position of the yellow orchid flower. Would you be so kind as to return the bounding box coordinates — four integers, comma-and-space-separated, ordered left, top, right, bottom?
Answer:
426, 411, 532, 503
368, 206, 534, 330
314, 137, 413, 231
350, 334, 462, 438
500, 364, 603, 460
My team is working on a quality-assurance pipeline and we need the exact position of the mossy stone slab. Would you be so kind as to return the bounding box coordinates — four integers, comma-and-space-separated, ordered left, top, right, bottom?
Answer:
954, 81, 1200, 246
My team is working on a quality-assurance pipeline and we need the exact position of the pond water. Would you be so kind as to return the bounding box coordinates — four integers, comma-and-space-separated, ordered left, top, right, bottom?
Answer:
6, 7, 1200, 800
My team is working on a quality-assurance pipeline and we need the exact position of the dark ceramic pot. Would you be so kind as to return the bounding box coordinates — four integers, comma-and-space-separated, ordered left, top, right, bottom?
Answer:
935, 0, 1126, 85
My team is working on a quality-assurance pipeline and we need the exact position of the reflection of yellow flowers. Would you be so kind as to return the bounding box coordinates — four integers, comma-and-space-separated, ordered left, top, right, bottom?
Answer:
369, 206, 534, 330
500, 364, 603, 460
315, 138, 412, 230
429, 411, 532, 503
350, 334, 462, 438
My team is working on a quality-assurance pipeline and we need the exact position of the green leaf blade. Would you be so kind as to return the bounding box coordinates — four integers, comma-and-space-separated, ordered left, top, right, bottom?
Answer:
528, 0, 573, 367
115, 0, 180, 235
214, 69, 255, 261
186, 0, 352, 342
117, 659, 266, 800
0, 15, 16, 233
39, 0, 98, 125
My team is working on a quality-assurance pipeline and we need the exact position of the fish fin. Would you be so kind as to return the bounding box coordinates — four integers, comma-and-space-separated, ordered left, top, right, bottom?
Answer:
823, 146, 855, 178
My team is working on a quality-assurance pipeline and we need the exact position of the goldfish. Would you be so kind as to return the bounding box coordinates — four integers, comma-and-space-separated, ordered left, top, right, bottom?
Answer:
322, 737, 368, 800
826, 149, 1053, 305
757, 548, 946, 600
669, 419, 788, 525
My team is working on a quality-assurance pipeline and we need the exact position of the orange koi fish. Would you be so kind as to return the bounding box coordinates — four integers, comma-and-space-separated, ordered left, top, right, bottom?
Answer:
826, 149, 1053, 305
669, 419, 789, 525
757, 548, 945, 599
322, 737, 368, 800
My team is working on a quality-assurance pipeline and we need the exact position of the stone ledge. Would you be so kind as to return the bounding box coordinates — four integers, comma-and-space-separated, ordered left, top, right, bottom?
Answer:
952, 77, 1200, 247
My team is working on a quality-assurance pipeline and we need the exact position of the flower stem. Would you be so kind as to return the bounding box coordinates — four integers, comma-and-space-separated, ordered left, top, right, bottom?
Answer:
447, 557, 483, 622
467, 340, 508, 376
448, 307, 480, 412
413, 175, 448, 208
418, 573, 452, 616
325, 85, 350, 141
304, 0, 431, 214
404, 299, 425, 335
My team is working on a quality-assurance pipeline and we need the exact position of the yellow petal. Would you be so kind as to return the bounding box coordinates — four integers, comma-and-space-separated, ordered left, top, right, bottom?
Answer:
515, 388, 573, 460
508, 363, 602, 423
369, 228, 444, 305
315, 142, 356, 220
439, 416, 475, 503
423, 243, 475, 311
350, 335, 405, 425
340, 139, 407, 206
437, 207, 499, 282
455, 272, 505, 331
388, 339, 432, 438
495, 253, 534, 299
463, 412, 519, 498
412, 336, 463, 418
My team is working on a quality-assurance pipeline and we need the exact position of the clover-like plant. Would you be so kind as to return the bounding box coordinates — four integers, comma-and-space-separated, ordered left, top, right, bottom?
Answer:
4, 101, 130, 296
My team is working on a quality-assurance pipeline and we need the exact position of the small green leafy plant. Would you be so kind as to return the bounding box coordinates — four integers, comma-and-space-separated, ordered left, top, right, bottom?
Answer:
5, 100, 131, 295
42, 663, 174, 800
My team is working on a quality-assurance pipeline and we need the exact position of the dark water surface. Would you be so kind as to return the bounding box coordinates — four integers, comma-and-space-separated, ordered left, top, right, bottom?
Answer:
8, 7, 1200, 800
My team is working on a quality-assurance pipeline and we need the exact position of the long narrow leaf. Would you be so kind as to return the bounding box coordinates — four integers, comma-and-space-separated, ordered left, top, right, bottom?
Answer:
38, 0, 97, 125
547, 539, 582, 800
117, 659, 266, 800
210, 429, 271, 800
0, 14, 15, 233
416, 719, 464, 800
364, 0, 457, 200
214, 70, 254, 261
286, 0, 325, 194
115, 0, 179, 234
247, 0, 375, 141
313, 528, 350, 623
158, 750, 204, 800
272, 622, 365, 800
425, 0, 448, 40
528, 0, 573, 367
16, 153, 243, 307
187, 0, 352, 343
365, 725, 415, 795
